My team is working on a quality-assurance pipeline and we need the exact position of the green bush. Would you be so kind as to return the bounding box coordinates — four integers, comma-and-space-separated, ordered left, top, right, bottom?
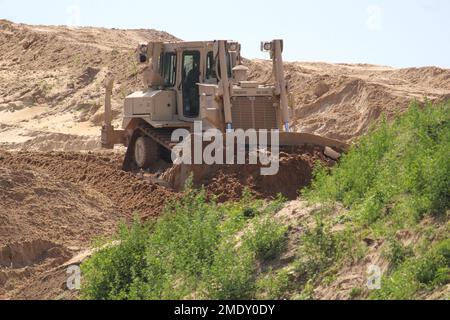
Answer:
81, 185, 288, 300
80, 220, 152, 300
372, 239, 450, 300
256, 269, 291, 299
244, 215, 288, 261
301, 102, 450, 299
203, 241, 256, 300
295, 216, 339, 280
304, 101, 450, 227
383, 237, 414, 271
349, 287, 363, 300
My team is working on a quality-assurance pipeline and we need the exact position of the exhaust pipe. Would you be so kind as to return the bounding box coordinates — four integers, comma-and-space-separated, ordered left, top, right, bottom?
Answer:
101, 76, 116, 149
272, 40, 290, 132
217, 40, 233, 132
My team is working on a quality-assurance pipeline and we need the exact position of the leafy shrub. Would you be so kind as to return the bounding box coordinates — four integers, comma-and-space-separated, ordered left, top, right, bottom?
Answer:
256, 269, 291, 299
383, 237, 413, 270
81, 185, 288, 300
203, 241, 256, 300
295, 216, 339, 279
372, 239, 450, 300
349, 287, 363, 300
80, 220, 152, 300
244, 215, 288, 261
294, 280, 315, 300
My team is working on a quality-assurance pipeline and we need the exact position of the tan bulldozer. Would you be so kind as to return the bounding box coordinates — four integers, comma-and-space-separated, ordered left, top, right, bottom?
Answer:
101, 39, 348, 174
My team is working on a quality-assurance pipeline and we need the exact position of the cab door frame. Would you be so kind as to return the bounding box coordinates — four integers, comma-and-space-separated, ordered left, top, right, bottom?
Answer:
175, 44, 206, 122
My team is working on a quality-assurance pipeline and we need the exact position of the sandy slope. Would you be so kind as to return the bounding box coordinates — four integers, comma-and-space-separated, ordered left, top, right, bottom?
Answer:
0, 150, 174, 299
0, 20, 178, 151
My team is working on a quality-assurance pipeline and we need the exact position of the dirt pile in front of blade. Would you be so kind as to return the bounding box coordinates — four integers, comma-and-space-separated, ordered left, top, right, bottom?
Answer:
162, 146, 333, 202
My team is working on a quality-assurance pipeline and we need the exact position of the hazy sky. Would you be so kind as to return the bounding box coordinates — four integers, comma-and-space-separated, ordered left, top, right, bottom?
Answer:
1, 0, 449, 68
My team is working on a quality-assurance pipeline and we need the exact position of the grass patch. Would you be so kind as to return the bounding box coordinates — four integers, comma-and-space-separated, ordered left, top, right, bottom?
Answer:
372, 239, 450, 300
304, 101, 450, 228
244, 214, 288, 261
256, 268, 291, 299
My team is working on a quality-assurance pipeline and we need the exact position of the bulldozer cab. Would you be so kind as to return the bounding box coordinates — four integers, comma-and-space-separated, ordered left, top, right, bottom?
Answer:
146, 41, 238, 123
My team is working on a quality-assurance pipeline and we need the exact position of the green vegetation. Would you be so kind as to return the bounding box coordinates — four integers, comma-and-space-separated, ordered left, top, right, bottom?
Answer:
302, 101, 450, 299
295, 216, 340, 280
304, 101, 449, 228
256, 269, 291, 299
82, 101, 449, 300
372, 239, 450, 300
81, 183, 288, 300
244, 214, 288, 261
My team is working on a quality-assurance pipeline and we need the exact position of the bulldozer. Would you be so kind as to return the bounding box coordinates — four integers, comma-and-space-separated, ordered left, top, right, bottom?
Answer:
101, 39, 347, 175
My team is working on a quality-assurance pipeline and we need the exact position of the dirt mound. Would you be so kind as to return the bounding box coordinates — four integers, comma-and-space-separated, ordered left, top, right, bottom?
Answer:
0, 150, 175, 220
0, 163, 119, 247
0, 149, 177, 299
0, 240, 70, 269
163, 146, 333, 201
0, 158, 116, 298
0, 239, 73, 299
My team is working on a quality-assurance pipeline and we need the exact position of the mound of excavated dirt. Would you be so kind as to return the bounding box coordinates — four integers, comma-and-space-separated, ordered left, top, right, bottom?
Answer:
0, 239, 74, 299
0, 149, 176, 299
163, 146, 333, 202
0, 150, 175, 220
0, 161, 114, 298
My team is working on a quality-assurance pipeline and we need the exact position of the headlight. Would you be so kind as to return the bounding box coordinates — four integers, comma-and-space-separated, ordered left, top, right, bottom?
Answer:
139, 44, 148, 54
260, 41, 273, 52
227, 42, 238, 52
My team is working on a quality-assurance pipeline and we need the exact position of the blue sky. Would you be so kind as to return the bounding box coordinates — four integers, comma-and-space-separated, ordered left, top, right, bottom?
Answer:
1, 0, 449, 68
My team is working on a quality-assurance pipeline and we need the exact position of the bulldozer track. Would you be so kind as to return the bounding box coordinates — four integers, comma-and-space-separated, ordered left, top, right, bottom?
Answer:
138, 126, 178, 151
122, 125, 178, 171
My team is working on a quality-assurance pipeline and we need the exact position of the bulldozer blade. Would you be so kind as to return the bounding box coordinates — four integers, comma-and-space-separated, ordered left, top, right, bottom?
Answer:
278, 132, 349, 152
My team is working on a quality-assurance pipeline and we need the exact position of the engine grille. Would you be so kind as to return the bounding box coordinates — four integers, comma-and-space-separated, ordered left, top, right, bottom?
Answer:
231, 96, 278, 130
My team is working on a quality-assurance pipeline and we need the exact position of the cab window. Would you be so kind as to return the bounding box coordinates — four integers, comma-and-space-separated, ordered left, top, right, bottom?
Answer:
182, 51, 201, 118
206, 51, 232, 81
160, 52, 177, 87
206, 51, 217, 80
